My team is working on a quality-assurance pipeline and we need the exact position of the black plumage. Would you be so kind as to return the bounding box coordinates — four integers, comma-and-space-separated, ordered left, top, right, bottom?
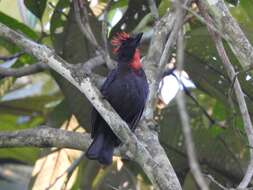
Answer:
86, 33, 149, 165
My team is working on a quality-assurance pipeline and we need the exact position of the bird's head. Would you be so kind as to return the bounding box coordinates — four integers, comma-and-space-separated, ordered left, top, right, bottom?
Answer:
111, 32, 143, 70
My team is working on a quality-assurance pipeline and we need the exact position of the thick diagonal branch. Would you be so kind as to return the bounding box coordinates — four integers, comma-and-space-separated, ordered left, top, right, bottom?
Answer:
140, 1, 192, 186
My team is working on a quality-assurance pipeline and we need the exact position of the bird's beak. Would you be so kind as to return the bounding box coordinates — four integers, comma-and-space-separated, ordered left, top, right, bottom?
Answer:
133, 33, 143, 46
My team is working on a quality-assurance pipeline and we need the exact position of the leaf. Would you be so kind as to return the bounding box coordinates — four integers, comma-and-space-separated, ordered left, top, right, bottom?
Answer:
0, 95, 61, 115
24, 0, 47, 20
0, 72, 62, 116
0, 77, 14, 97
0, 11, 38, 40
110, 0, 129, 10
158, 0, 171, 16
158, 103, 246, 183
90, 2, 107, 16
30, 115, 84, 190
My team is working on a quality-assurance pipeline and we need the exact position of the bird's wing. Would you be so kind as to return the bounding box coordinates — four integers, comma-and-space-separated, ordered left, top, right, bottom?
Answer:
100, 69, 117, 96
129, 106, 145, 131
132, 75, 149, 131
90, 69, 117, 138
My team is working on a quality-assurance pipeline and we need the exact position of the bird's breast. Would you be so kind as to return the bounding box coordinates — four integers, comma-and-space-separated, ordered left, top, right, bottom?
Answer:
104, 73, 147, 122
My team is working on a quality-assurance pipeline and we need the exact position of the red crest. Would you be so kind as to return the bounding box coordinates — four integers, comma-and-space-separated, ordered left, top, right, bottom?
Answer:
111, 32, 130, 54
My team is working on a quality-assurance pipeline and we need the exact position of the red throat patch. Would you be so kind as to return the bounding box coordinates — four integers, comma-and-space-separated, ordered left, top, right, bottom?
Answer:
130, 49, 142, 70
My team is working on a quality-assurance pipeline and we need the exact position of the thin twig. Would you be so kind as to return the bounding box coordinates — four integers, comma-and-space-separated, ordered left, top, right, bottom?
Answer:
147, 0, 187, 120
144, 0, 192, 121
217, 36, 253, 189
46, 152, 85, 190
176, 91, 209, 190
0, 52, 24, 61
80, 161, 100, 190
48, 2, 68, 17
157, 10, 180, 69
199, 0, 253, 69
76, 55, 105, 73
73, 0, 100, 50
175, 2, 209, 189
73, 0, 115, 70
0, 62, 48, 78
204, 174, 228, 190
228, 72, 238, 97
181, 4, 229, 42
198, 3, 253, 188
167, 70, 218, 127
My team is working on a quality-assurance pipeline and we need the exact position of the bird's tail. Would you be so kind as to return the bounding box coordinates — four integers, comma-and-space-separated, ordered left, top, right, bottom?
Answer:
86, 133, 114, 165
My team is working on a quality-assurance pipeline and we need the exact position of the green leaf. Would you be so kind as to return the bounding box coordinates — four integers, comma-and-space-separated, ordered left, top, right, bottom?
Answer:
0, 77, 14, 97
158, 0, 171, 16
110, 0, 128, 10
0, 11, 38, 40
212, 101, 227, 121
24, 0, 47, 20
209, 125, 224, 137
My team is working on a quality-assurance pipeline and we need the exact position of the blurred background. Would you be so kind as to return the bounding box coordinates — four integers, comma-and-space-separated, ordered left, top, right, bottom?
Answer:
0, 0, 253, 189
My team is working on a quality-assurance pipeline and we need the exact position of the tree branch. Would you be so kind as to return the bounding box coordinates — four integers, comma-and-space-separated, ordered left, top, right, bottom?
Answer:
144, 0, 191, 120
199, 0, 253, 70
46, 152, 86, 190
176, 92, 209, 190
0, 127, 91, 150
148, 0, 159, 20
73, 0, 100, 50
0, 52, 24, 61
175, 2, 208, 188
77, 55, 105, 73
73, 0, 114, 70
198, 3, 253, 188
135, 1, 193, 189
0, 62, 48, 78
0, 23, 181, 190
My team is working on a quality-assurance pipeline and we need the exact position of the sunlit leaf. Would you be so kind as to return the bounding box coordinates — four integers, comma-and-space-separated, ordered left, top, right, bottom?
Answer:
0, 11, 38, 40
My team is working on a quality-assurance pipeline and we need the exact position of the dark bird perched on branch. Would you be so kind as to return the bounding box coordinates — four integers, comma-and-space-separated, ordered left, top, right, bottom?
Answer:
86, 32, 149, 165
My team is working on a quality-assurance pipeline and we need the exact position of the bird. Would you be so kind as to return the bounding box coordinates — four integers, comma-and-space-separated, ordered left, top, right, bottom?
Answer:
85, 32, 149, 165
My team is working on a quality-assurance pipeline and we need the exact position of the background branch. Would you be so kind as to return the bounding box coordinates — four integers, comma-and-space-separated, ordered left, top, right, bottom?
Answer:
198, 4, 253, 188
0, 127, 91, 150
199, 0, 253, 70
144, 0, 191, 120
0, 62, 48, 78
73, 0, 100, 50
0, 52, 24, 61
175, 2, 208, 188
148, 0, 159, 20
